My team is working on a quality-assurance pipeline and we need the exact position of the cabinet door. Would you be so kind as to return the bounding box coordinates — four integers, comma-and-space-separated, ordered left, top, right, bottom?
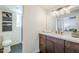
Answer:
65, 41, 79, 53
46, 39, 55, 53
39, 34, 46, 53
46, 36, 64, 53
46, 36, 56, 53
55, 38, 64, 53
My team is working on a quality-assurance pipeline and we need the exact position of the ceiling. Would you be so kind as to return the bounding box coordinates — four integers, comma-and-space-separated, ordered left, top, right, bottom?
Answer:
39, 5, 67, 11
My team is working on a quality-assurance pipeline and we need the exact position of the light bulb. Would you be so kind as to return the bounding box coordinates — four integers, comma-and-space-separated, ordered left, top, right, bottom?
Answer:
54, 11, 60, 16
59, 7, 70, 16
59, 9, 65, 15
64, 7, 70, 14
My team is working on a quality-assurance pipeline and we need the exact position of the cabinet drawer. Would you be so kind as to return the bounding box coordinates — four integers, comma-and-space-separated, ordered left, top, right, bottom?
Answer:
55, 39, 64, 53
46, 39, 55, 53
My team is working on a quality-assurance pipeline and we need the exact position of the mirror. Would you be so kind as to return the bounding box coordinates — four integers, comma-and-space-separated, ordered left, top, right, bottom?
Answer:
58, 10, 79, 33
63, 16, 77, 32
46, 6, 79, 34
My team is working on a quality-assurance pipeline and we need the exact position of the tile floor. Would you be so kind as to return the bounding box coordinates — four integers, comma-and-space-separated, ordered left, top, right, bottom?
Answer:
10, 43, 22, 53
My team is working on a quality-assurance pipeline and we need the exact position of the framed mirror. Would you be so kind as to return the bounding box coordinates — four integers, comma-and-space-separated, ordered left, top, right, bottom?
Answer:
58, 10, 79, 33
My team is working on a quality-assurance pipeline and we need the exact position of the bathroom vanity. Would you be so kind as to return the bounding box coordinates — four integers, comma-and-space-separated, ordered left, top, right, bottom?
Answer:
39, 32, 79, 53
37, 5, 79, 53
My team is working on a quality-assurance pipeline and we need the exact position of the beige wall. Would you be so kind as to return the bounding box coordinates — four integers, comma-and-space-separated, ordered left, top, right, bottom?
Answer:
23, 5, 47, 52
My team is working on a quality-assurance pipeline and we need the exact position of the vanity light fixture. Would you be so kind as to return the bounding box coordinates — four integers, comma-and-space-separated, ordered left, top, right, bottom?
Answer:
59, 9, 65, 16
50, 11, 60, 17
50, 5, 71, 16
54, 11, 60, 16
59, 7, 70, 16
65, 7, 70, 14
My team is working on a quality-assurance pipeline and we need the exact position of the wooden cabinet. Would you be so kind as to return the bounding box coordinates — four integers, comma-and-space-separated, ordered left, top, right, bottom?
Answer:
46, 36, 64, 53
39, 34, 64, 53
39, 34, 79, 53
65, 41, 79, 53
54, 38, 64, 53
46, 36, 55, 53
39, 34, 46, 53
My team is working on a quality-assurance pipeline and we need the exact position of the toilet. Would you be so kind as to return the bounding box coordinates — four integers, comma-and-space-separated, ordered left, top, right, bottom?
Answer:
2, 40, 12, 53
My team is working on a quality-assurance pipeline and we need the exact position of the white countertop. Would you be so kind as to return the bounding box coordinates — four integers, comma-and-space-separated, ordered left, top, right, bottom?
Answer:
40, 32, 79, 43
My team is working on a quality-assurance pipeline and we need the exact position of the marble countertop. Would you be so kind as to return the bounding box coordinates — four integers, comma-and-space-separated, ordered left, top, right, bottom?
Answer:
40, 32, 79, 43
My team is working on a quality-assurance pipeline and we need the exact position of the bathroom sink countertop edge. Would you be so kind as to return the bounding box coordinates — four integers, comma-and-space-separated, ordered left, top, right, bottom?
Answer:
39, 32, 79, 43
